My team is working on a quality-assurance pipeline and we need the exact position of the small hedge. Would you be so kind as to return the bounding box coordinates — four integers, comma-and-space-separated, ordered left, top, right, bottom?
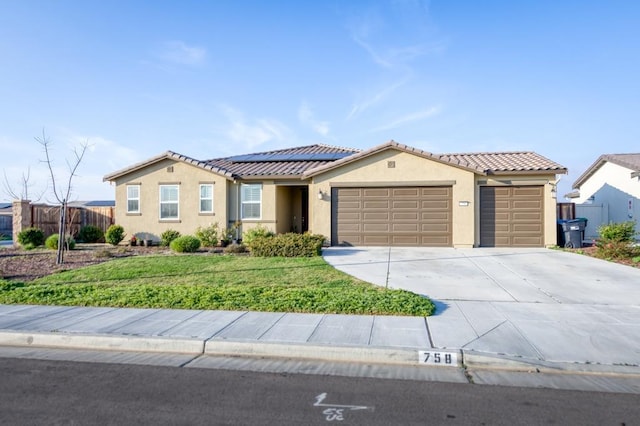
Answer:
105, 225, 126, 246
45, 234, 76, 250
595, 220, 639, 259
170, 235, 201, 253
77, 225, 104, 243
161, 229, 181, 247
250, 233, 325, 257
17, 227, 45, 249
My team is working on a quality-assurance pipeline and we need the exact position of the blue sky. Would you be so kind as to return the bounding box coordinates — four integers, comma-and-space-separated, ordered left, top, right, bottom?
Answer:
1, 0, 638, 203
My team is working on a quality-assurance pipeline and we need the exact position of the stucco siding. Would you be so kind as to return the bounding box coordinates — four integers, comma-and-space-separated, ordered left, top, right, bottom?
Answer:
112, 159, 229, 242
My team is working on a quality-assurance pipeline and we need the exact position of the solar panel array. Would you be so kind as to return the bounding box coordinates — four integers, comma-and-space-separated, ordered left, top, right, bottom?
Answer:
227, 152, 353, 163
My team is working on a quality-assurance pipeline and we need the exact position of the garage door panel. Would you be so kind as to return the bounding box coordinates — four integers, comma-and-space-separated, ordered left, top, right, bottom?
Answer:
334, 186, 452, 247
339, 201, 362, 209
480, 186, 544, 247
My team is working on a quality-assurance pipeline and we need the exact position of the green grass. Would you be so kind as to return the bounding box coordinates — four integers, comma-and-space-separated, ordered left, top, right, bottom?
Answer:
0, 255, 435, 316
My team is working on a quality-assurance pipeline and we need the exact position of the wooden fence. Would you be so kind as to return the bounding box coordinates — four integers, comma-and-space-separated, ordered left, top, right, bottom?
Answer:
30, 204, 115, 237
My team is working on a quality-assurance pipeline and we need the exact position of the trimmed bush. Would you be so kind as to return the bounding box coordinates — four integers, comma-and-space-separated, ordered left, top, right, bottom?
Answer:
105, 225, 126, 246
170, 235, 201, 253
17, 227, 45, 248
161, 229, 181, 247
78, 225, 104, 243
45, 234, 76, 250
242, 225, 275, 246
195, 223, 219, 247
250, 233, 325, 257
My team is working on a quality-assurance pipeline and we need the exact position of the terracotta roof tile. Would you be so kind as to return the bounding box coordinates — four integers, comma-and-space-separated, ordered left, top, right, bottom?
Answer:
440, 151, 567, 174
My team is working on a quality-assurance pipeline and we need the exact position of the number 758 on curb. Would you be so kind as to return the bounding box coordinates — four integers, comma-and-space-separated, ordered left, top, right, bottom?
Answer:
418, 350, 459, 366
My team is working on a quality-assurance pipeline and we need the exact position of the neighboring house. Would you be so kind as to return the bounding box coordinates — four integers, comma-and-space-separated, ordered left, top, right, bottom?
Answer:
103, 141, 567, 248
566, 153, 640, 241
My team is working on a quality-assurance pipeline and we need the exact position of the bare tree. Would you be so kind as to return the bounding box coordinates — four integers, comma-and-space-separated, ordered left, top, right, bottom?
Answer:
36, 129, 90, 264
2, 166, 46, 202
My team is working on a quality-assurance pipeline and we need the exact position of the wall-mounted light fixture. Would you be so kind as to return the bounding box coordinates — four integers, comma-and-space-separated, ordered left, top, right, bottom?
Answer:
317, 189, 324, 200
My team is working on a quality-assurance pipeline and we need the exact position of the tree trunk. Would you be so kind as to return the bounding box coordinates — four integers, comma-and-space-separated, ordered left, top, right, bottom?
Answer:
56, 199, 66, 265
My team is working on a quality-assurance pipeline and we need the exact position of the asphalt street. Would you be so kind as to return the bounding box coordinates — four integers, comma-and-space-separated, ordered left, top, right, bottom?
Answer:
1, 356, 638, 426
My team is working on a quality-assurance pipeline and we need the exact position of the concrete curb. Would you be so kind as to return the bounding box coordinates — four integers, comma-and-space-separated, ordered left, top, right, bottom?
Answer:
462, 350, 640, 377
205, 339, 427, 366
0, 331, 204, 355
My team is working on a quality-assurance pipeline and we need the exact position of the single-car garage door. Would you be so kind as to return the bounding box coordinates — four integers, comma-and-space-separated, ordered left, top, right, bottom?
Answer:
480, 186, 544, 247
332, 186, 452, 246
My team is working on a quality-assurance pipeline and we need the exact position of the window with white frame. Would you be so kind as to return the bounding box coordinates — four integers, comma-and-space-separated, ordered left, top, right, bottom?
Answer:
241, 183, 262, 219
199, 184, 214, 213
127, 185, 140, 213
159, 184, 179, 220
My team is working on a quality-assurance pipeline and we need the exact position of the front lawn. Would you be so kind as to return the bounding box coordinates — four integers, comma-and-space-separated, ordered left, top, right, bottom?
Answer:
0, 255, 435, 316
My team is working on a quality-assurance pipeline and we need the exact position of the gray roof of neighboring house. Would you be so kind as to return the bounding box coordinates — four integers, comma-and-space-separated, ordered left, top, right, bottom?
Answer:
572, 153, 640, 189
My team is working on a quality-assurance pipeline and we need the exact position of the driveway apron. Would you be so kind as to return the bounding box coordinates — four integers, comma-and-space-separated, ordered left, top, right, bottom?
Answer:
323, 247, 640, 366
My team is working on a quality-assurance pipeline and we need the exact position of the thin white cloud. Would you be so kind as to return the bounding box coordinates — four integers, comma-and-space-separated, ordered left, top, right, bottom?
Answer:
372, 106, 441, 132
219, 105, 291, 150
346, 77, 409, 120
158, 41, 206, 66
298, 102, 330, 136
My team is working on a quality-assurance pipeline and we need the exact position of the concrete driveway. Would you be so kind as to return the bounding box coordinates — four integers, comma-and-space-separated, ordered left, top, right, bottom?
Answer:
323, 247, 640, 367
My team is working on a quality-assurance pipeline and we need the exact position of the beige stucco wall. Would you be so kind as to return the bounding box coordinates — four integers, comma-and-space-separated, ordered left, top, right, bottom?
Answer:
475, 175, 560, 247
308, 149, 477, 247
111, 159, 230, 242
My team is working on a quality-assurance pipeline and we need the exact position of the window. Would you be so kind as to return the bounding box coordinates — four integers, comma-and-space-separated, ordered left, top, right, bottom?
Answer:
127, 185, 140, 213
199, 184, 214, 213
241, 183, 262, 219
159, 185, 179, 220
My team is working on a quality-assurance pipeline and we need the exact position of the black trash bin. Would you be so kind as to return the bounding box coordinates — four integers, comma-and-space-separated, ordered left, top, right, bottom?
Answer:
561, 218, 588, 248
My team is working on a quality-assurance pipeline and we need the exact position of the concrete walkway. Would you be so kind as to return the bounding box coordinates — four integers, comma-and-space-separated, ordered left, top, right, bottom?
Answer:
0, 247, 639, 384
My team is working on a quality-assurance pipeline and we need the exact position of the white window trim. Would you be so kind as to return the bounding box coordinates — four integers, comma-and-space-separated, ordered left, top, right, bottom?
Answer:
199, 183, 214, 214
126, 184, 140, 214
159, 184, 180, 220
241, 183, 262, 220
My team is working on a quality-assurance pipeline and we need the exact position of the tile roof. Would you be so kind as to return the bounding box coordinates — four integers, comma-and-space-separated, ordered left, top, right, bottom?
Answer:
439, 151, 567, 175
205, 144, 360, 178
303, 141, 566, 177
573, 153, 640, 189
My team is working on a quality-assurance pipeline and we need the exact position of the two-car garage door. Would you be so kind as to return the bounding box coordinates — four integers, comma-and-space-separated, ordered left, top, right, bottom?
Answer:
332, 186, 452, 246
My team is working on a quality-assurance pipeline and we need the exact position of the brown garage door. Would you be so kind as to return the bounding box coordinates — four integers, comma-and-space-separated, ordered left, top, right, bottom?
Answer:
332, 186, 452, 246
480, 186, 544, 247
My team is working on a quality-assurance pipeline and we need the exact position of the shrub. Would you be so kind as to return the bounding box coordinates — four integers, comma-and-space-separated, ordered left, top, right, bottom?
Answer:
161, 229, 181, 247
224, 243, 248, 254
17, 227, 45, 248
45, 234, 76, 250
595, 221, 639, 259
195, 223, 219, 247
105, 225, 126, 246
170, 235, 201, 253
77, 225, 104, 243
598, 221, 637, 242
242, 225, 275, 246
250, 233, 325, 257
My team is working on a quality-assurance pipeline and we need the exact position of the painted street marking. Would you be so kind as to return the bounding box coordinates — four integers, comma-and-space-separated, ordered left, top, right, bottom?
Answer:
418, 350, 459, 366
314, 393, 374, 421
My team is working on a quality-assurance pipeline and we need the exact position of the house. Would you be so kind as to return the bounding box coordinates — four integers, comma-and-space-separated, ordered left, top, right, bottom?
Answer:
103, 141, 567, 247
566, 153, 640, 240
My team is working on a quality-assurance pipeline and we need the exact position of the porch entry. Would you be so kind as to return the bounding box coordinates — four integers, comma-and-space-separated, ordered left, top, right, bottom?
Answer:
275, 185, 309, 234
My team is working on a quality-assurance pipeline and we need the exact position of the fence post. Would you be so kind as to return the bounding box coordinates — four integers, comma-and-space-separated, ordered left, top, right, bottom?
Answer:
12, 199, 32, 242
